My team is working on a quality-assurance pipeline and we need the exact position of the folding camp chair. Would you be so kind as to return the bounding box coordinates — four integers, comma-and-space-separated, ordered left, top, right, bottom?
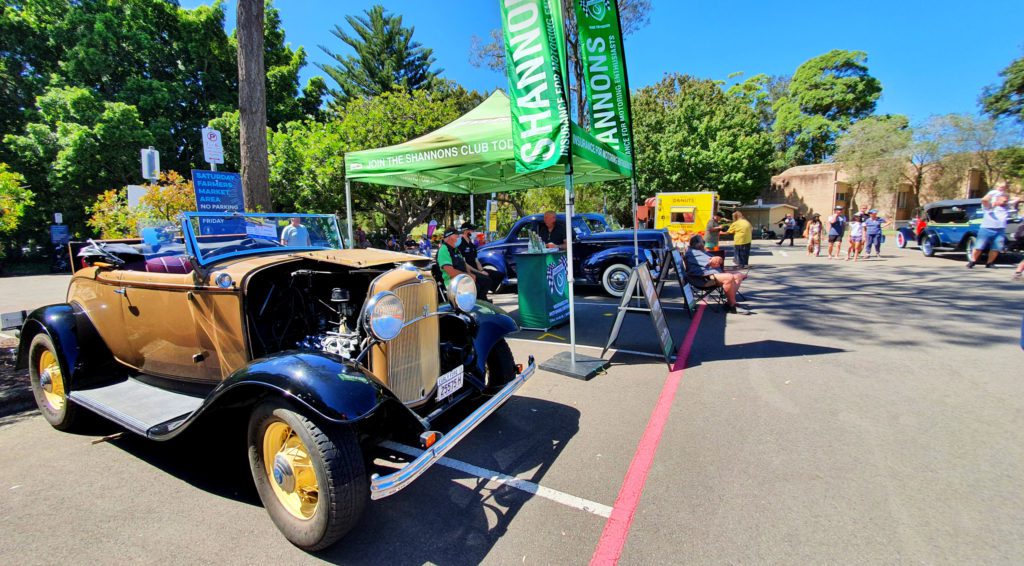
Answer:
678, 250, 730, 310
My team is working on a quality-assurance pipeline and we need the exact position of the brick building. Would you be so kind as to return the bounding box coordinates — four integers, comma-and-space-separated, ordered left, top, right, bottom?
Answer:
764, 163, 988, 225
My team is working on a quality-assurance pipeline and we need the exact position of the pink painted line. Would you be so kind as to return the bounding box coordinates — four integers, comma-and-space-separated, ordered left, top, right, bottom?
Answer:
590, 303, 706, 566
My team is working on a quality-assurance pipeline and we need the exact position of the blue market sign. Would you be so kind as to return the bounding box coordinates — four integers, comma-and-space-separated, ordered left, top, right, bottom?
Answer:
192, 169, 244, 235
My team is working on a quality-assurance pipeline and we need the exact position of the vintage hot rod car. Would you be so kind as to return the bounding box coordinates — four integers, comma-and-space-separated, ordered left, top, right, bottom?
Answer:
476, 213, 672, 297
16, 212, 535, 551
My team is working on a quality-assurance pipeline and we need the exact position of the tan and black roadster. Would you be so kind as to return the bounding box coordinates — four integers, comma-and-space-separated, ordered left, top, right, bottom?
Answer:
16, 212, 535, 550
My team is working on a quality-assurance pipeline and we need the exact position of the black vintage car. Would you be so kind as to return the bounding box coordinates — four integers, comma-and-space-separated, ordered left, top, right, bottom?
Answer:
898, 198, 1024, 260
16, 212, 535, 551
476, 213, 672, 297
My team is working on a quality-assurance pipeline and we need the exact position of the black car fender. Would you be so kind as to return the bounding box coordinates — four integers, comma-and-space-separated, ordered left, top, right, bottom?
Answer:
465, 302, 518, 376
581, 246, 647, 282
208, 351, 413, 425
16, 303, 118, 390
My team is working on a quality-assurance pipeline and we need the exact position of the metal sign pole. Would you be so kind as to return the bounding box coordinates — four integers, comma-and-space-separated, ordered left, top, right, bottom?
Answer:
345, 178, 354, 247
565, 163, 577, 364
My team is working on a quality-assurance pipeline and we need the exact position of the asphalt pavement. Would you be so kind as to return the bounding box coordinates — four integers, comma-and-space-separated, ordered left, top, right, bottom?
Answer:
1, 242, 1022, 564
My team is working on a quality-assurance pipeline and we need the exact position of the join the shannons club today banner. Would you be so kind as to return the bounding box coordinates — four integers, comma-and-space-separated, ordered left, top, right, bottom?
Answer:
499, 0, 571, 173
574, 0, 634, 167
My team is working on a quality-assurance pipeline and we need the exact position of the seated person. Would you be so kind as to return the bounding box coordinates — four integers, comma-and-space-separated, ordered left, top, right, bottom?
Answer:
438, 228, 489, 301
684, 235, 748, 314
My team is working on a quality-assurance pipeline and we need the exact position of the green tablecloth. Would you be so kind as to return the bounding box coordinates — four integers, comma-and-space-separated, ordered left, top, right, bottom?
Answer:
516, 251, 569, 330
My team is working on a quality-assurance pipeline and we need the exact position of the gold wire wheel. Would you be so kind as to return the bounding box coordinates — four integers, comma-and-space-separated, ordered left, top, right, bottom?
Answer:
263, 421, 319, 520
38, 350, 65, 412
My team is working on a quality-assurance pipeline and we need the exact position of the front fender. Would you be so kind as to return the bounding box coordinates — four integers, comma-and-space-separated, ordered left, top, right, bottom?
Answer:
214, 351, 404, 424
476, 248, 508, 278
468, 302, 518, 375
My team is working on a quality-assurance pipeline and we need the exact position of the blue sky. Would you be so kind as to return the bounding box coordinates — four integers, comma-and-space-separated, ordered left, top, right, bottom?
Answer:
185, 0, 1024, 124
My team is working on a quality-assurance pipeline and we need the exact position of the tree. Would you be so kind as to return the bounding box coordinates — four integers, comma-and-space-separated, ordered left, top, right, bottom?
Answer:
982, 53, 1024, 126
623, 74, 774, 204
237, 0, 272, 212
773, 50, 882, 166
832, 115, 912, 209
85, 170, 196, 239
5, 86, 154, 237
0, 163, 33, 238
469, 0, 652, 124
318, 5, 440, 108
268, 120, 348, 214
336, 88, 466, 237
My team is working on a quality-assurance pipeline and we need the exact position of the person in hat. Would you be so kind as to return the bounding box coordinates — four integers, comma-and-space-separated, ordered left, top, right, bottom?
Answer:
863, 209, 890, 258
826, 205, 847, 259
438, 228, 488, 299
803, 212, 824, 256
705, 210, 726, 251
457, 222, 495, 297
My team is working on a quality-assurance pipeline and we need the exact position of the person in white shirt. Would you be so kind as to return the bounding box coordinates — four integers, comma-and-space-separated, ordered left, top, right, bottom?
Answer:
967, 185, 1015, 269
846, 213, 866, 261
280, 217, 312, 247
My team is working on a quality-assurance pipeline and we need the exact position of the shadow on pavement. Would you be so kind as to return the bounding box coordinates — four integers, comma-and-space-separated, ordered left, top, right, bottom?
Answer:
317, 396, 580, 565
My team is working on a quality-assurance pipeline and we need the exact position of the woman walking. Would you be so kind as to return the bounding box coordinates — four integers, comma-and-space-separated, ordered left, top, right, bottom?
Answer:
804, 213, 823, 256
846, 213, 866, 261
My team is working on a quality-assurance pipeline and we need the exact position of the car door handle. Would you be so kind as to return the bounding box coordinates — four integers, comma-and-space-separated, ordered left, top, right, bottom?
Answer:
114, 288, 126, 295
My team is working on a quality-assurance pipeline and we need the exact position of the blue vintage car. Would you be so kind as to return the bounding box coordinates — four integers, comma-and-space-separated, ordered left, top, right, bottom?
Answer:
476, 213, 672, 297
901, 198, 1023, 260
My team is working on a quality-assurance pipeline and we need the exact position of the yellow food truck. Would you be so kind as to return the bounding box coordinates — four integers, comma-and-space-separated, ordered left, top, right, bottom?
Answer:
652, 192, 737, 248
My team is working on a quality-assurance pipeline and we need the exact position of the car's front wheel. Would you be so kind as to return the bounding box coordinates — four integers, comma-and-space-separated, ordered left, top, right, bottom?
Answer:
601, 263, 633, 297
28, 333, 79, 430
248, 402, 368, 551
921, 236, 936, 257
483, 339, 517, 395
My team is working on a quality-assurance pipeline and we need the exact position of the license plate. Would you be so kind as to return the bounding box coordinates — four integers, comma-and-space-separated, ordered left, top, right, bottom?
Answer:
436, 365, 464, 402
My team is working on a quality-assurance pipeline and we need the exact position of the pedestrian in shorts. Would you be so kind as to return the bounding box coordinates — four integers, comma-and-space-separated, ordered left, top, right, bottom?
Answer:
827, 206, 847, 259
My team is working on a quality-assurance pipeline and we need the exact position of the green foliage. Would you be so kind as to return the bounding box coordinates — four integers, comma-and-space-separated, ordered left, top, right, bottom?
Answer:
268, 120, 347, 213
773, 50, 882, 166
622, 74, 774, 206
85, 170, 196, 239
982, 54, 1024, 125
318, 4, 440, 108
833, 115, 911, 206
5, 86, 154, 237
0, 162, 34, 235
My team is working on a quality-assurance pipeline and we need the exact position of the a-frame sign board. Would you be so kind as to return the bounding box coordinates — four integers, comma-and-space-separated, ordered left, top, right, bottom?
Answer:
654, 248, 698, 317
602, 262, 676, 367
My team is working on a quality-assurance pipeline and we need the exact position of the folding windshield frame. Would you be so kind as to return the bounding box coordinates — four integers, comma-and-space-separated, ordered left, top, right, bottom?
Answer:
181, 212, 343, 267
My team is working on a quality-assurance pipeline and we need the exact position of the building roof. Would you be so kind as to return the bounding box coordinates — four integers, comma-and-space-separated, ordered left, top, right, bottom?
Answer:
738, 203, 798, 210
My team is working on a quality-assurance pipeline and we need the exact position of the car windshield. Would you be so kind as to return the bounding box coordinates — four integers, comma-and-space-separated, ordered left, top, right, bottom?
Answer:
584, 216, 611, 233
182, 212, 343, 265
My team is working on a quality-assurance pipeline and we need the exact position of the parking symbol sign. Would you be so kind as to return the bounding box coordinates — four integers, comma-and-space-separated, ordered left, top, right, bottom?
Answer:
201, 127, 224, 165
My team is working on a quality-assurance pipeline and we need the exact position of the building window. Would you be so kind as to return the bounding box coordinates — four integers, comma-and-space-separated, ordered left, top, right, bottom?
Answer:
836, 192, 848, 202
896, 191, 907, 209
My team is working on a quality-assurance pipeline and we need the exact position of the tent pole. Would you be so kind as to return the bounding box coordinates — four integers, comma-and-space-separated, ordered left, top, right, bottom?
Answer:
345, 178, 354, 247
632, 177, 639, 267
470, 194, 475, 225
564, 163, 577, 364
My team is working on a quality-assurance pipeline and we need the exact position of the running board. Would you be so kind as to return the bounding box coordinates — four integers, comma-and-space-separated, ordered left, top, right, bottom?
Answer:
69, 377, 204, 438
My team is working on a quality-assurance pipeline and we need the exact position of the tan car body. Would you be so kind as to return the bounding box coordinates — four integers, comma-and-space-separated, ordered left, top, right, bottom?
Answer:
68, 248, 428, 384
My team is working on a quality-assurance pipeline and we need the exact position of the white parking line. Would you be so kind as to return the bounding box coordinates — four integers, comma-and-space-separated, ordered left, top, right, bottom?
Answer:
380, 440, 613, 518
506, 337, 666, 361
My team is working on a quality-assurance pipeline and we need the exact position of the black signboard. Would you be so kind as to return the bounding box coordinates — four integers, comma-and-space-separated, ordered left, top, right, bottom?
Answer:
654, 248, 697, 316
602, 262, 676, 366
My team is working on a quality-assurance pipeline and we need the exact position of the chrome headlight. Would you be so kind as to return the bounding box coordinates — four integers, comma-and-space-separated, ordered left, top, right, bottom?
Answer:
447, 274, 477, 313
362, 291, 405, 341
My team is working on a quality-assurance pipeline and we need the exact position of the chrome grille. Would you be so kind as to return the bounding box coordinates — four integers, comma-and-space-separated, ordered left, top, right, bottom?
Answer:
377, 278, 440, 404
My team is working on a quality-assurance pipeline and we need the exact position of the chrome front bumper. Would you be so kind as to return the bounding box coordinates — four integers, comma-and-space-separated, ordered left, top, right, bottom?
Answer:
369, 356, 536, 500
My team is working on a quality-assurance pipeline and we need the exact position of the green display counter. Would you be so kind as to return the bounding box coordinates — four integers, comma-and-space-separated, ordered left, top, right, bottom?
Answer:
516, 251, 570, 331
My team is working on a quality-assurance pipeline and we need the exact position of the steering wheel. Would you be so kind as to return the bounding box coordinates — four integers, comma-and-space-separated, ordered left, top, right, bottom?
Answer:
87, 239, 126, 266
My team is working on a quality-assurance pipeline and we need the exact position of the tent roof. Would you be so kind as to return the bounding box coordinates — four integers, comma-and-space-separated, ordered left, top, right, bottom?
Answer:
344, 91, 632, 195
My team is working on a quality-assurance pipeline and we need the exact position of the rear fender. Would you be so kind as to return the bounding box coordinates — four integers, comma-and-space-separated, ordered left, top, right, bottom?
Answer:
16, 304, 117, 390
476, 248, 508, 279
581, 247, 645, 281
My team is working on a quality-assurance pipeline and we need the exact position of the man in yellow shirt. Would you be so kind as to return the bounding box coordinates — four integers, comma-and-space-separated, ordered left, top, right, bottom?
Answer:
725, 211, 753, 268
